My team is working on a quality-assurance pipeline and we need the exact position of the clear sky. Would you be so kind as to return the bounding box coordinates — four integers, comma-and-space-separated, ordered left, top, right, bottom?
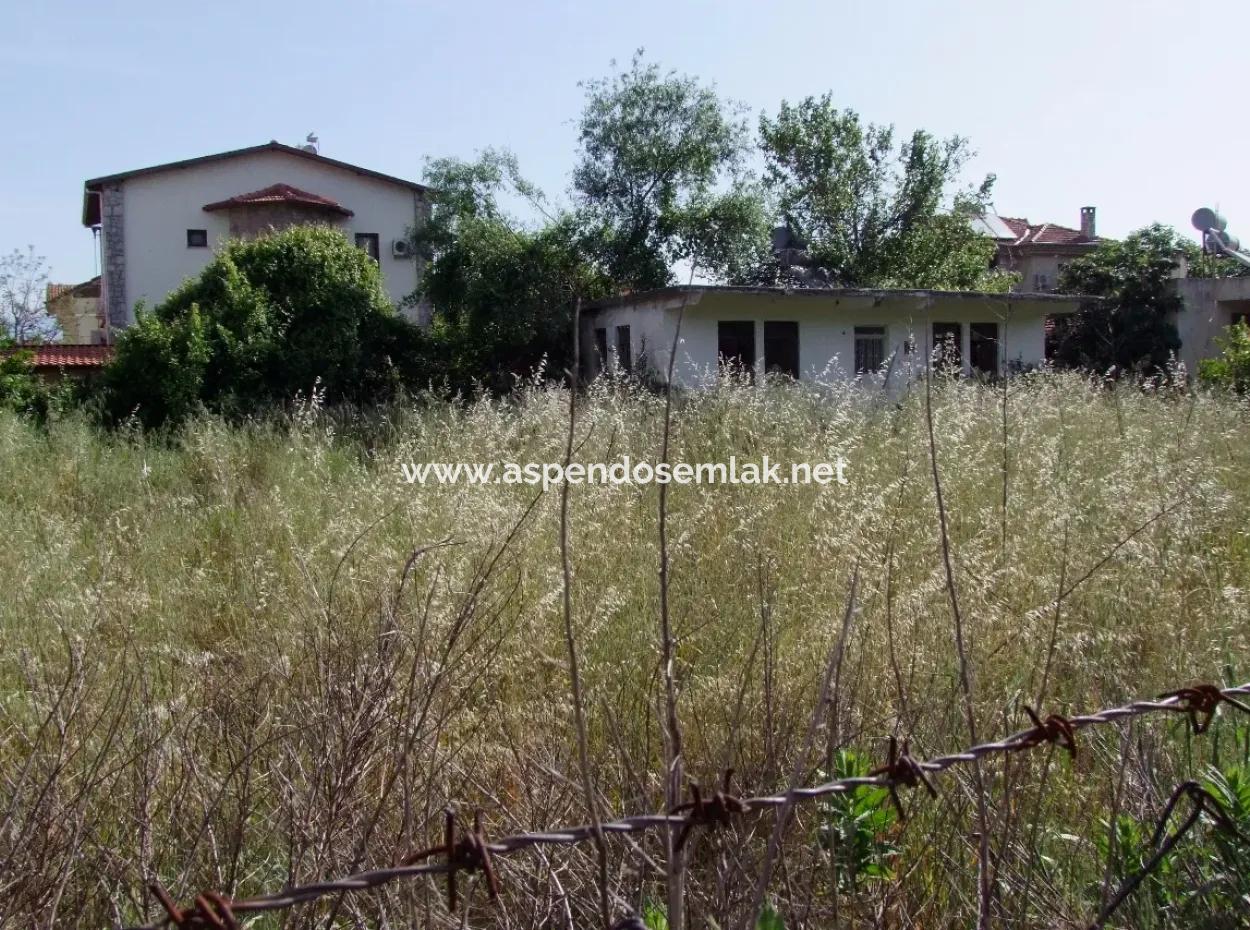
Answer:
3, 0, 1247, 286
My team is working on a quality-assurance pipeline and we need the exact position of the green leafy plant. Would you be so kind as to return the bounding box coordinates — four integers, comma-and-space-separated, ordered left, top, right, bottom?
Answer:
1198, 320, 1250, 393
817, 749, 900, 889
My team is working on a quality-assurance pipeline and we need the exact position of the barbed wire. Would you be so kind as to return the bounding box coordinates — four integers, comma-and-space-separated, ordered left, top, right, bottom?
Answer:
127, 681, 1250, 929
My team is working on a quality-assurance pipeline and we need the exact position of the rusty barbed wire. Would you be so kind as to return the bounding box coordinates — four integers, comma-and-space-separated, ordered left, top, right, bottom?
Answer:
126, 680, 1250, 930
1090, 780, 1250, 929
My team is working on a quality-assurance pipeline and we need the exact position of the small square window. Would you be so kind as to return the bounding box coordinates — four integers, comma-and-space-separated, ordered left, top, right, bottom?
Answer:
186, 229, 208, 248
355, 233, 380, 262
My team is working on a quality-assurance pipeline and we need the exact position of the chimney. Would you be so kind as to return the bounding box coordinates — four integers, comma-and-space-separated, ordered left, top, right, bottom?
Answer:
1080, 206, 1096, 240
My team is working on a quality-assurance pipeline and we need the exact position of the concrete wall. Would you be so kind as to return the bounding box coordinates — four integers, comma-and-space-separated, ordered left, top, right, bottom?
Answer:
583, 290, 1061, 388
1008, 254, 1066, 293
1173, 276, 1250, 373
48, 295, 106, 344
110, 149, 425, 323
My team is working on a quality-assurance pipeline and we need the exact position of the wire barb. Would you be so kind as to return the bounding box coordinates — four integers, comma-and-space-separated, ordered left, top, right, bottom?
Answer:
148, 882, 239, 930
401, 809, 500, 913
1015, 706, 1078, 758
1091, 779, 1250, 928
869, 737, 937, 819
669, 769, 751, 851
1157, 683, 1250, 734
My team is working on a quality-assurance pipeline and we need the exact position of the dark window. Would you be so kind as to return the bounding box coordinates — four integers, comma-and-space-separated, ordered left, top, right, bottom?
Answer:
186, 229, 208, 248
593, 328, 608, 373
932, 322, 962, 372
355, 233, 380, 262
854, 326, 886, 373
717, 321, 755, 378
970, 322, 999, 376
764, 321, 799, 378
615, 325, 632, 373
1231, 311, 1250, 328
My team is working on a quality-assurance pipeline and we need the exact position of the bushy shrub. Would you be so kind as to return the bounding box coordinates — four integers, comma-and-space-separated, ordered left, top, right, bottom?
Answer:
1198, 320, 1250, 392
100, 225, 427, 428
1052, 224, 1183, 375
0, 341, 79, 423
0, 343, 40, 412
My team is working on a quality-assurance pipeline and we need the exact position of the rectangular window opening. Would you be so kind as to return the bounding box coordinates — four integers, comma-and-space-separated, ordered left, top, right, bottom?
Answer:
854, 325, 886, 373
615, 325, 632, 373
186, 229, 208, 248
717, 321, 756, 379
970, 322, 999, 376
355, 233, 380, 262
764, 321, 799, 379
932, 322, 962, 372
593, 328, 608, 375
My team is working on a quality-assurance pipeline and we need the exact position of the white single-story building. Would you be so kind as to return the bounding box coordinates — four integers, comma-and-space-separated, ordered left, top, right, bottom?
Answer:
1172, 276, 1250, 374
581, 286, 1084, 387
81, 140, 430, 339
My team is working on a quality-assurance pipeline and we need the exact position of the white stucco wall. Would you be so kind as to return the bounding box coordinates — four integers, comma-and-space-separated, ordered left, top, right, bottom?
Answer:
583, 289, 1069, 388
1173, 276, 1250, 374
111, 150, 424, 321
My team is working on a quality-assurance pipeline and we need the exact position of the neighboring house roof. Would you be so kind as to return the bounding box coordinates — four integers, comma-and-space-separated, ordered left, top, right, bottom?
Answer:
4, 344, 114, 369
584, 284, 1085, 313
46, 276, 102, 303
993, 216, 1099, 249
82, 141, 427, 226
202, 183, 354, 216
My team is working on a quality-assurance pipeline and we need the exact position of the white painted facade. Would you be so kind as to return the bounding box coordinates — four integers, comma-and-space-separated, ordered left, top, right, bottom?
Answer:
582, 287, 1081, 388
1172, 277, 1250, 375
84, 143, 428, 333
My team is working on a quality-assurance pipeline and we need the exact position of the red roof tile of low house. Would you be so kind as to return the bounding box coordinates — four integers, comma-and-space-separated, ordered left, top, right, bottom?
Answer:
46, 277, 102, 302
8, 344, 115, 368
202, 183, 353, 216
995, 217, 1097, 247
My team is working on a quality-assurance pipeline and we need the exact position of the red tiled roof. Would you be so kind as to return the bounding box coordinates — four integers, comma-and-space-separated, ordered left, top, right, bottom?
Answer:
46, 276, 101, 303
202, 183, 353, 216
5, 344, 115, 369
995, 216, 1098, 247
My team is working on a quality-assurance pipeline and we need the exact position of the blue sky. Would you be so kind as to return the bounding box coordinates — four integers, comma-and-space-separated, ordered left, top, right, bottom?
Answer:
3, 0, 1246, 286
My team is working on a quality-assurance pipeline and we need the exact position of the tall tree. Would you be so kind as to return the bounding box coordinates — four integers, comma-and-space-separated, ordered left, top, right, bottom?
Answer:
0, 246, 60, 344
413, 150, 612, 392
573, 52, 768, 289
756, 95, 1006, 290
1052, 223, 1183, 374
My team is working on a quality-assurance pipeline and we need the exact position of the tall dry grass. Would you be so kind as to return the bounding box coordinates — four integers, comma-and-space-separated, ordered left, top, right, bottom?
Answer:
2, 372, 1249, 929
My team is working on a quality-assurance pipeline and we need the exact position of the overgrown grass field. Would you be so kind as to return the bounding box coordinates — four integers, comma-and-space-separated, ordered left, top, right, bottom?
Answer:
3, 374, 1250, 929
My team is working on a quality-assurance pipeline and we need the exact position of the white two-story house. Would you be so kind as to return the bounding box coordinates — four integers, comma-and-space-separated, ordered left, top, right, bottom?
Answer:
81, 140, 430, 340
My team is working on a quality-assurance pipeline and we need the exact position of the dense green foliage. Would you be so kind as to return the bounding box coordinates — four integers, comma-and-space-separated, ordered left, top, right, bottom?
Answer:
101, 225, 423, 428
1053, 223, 1184, 374
0, 343, 41, 413
413, 151, 612, 393
573, 52, 770, 289
755, 95, 1008, 290
1198, 319, 1250, 391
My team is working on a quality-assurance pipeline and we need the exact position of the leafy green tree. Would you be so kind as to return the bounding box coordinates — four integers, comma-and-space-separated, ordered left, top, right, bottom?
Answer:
756, 95, 1007, 290
573, 52, 769, 288
101, 225, 422, 428
1052, 224, 1184, 375
413, 150, 612, 393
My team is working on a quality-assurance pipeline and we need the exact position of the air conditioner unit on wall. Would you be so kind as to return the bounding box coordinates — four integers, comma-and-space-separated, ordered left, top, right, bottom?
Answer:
392, 238, 412, 259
